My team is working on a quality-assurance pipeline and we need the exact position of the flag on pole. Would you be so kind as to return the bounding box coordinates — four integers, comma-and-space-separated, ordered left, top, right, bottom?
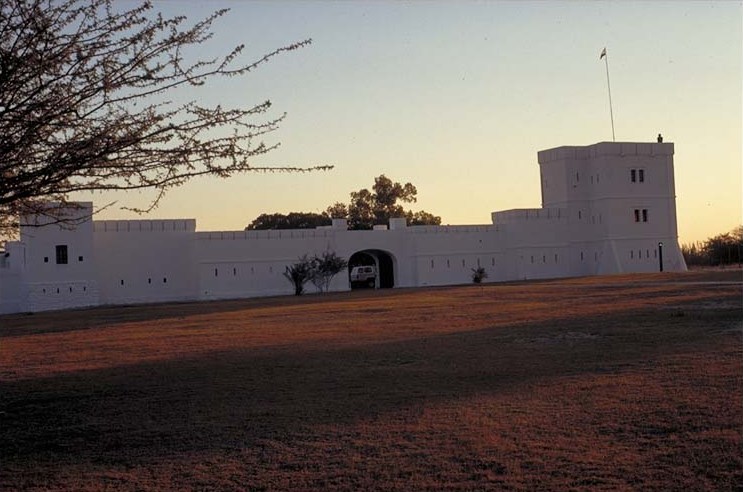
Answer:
600, 47, 607, 59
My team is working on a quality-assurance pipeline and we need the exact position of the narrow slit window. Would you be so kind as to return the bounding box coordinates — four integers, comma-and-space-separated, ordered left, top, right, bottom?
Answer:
634, 209, 640, 222
631, 169, 636, 182
639, 169, 645, 182
642, 209, 648, 222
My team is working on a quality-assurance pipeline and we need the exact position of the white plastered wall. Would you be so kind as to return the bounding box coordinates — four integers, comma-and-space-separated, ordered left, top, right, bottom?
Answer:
0, 141, 687, 314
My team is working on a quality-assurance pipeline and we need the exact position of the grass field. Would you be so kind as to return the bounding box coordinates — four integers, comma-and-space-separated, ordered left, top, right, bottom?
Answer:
1, 271, 741, 490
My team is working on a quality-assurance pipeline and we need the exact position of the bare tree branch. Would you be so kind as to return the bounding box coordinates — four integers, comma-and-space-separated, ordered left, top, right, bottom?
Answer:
0, 0, 330, 236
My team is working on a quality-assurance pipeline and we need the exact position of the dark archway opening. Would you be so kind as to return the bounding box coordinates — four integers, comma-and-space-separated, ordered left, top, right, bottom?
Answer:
348, 250, 395, 289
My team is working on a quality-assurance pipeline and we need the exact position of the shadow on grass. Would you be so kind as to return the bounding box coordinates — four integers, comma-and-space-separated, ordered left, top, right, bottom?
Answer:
1, 305, 739, 471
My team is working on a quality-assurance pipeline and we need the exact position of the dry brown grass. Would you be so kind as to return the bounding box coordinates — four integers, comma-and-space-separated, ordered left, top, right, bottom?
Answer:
1, 270, 741, 490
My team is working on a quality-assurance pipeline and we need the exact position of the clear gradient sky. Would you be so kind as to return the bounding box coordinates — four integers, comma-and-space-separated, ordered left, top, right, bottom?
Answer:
79, 1, 742, 244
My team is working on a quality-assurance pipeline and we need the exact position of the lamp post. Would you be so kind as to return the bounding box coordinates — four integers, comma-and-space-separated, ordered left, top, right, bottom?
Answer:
658, 242, 664, 272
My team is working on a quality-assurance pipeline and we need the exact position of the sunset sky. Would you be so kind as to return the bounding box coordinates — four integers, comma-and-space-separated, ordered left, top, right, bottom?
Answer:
79, 1, 742, 244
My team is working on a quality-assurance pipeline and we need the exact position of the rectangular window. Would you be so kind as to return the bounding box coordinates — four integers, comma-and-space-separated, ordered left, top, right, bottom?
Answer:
642, 209, 648, 222
639, 169, 645, 182
631, 250, 634, 259
631, 169, 636, 182
55, 245, 68, 264
634, 209, 640, 222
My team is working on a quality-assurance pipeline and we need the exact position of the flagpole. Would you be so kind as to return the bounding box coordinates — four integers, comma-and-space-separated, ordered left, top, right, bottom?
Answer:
602, 48, 616, 142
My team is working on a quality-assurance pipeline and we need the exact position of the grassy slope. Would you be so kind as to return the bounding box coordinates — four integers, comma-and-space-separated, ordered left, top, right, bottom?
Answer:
1, 271, 741, 490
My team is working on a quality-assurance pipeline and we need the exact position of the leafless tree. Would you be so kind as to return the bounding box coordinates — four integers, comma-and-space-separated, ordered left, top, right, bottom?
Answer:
0, 0, 330, 237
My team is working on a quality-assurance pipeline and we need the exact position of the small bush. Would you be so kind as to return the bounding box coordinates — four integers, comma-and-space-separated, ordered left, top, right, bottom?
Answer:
471, 266, 487, 284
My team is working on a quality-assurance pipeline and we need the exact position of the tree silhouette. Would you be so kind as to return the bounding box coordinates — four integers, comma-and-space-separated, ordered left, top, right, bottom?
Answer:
0, 0, 329, 235
248, 175, 442, 231
332, 174, 441, 230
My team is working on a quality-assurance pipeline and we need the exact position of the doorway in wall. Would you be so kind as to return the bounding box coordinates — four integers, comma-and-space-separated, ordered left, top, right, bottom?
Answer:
348, 249, 395, 289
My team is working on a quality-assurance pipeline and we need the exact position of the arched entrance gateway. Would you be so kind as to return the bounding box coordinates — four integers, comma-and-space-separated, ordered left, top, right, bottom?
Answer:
348, 250, 395, 289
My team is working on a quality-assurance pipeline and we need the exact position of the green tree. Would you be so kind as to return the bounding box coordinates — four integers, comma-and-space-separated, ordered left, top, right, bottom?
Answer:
326, 202, 349, 219
407, 210, 442, 226
471, 266, 488, 284
283, 255, 313, 296
309, 250, 348, 293
703, 227, 743, 265
335, 175, 441, 230
681, 241, 708, 266
249, 176, 442, 230
247, 212, 330, 230
0, 0, 328, 236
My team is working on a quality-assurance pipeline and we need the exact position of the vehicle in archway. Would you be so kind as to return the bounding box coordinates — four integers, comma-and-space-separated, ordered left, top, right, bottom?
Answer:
350, 265, 377, 287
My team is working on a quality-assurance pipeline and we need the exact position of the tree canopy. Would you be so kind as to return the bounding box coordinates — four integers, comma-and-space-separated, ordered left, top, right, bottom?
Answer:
247, 174, 442, 230
0, 0, 328, 236
246, 212, 330, 230
681, 226, 743, 266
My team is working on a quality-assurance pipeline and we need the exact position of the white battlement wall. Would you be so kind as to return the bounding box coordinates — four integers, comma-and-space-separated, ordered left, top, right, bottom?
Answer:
0, 141, 687, 313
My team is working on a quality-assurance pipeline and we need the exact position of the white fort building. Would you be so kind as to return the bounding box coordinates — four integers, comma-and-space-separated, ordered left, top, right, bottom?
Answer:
0, 141, 687, 314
